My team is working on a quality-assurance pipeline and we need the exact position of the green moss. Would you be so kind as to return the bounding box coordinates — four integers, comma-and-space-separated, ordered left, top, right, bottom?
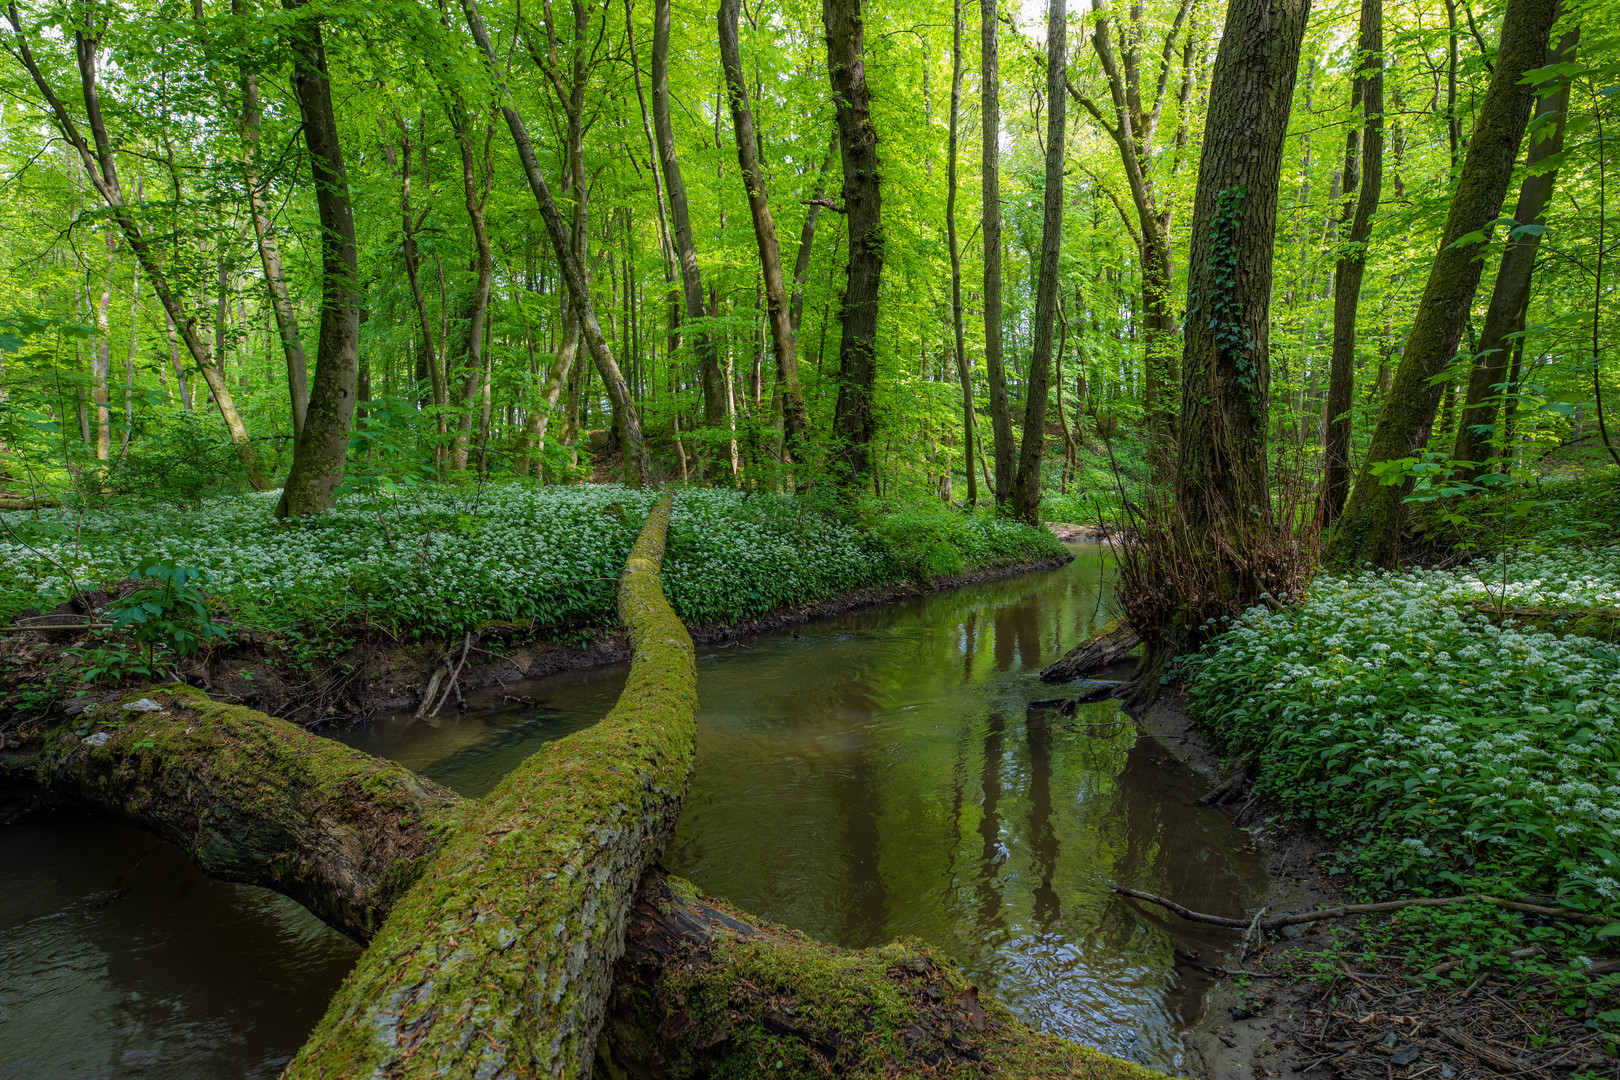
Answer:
288, 494, 699, 1080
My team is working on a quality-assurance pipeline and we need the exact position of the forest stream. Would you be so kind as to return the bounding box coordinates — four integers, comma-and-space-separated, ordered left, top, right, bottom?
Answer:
0, 543, 1269, 1078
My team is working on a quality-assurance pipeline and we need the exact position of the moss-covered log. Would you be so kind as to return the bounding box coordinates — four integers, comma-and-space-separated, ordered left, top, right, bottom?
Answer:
0, 683, 465, 943
1040, 618, 1141, 683
600, 870, 1168, 1080
287, 492, 697, 1079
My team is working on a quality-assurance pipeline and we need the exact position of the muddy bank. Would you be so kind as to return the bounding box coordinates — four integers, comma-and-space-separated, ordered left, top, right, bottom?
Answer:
0, 553, 1072, 734
1128, 697, 1615, 1080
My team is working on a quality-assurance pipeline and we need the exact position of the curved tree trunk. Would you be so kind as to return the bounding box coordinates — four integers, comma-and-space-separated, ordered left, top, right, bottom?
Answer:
1321, 0, 1383, 523
718, 0, 811, 461
1451, 21, 1578, 479
825, 0, 885, 493
1325, 0, 1558, 567
1009, 0, 1066, 525
275, 0, 360, 518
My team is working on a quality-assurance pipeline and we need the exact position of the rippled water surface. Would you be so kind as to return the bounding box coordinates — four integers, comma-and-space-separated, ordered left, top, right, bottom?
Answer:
1, 544, 1266, 1076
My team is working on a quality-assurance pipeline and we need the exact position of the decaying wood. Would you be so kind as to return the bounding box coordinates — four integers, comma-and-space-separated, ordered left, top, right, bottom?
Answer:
1112, 885, 1611, 931
1041, 617, 1141, 682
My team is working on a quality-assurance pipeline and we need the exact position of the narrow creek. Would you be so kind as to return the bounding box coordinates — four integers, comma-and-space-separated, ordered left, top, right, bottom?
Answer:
0, 543, 1267, 1077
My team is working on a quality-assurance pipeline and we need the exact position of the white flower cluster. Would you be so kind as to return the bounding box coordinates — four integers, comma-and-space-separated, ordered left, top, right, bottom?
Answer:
1186, 546, 1620, 911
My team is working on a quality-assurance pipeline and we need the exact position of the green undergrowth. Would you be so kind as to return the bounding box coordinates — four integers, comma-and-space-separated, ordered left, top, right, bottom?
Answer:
1184, 524, 1620, 1021
0, 483, 1064, 641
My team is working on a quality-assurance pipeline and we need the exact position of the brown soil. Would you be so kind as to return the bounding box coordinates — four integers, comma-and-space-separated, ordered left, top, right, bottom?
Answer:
1047, 521, 1116, 542
0, 553, 1072, 735
1132, 697, 1617, 1080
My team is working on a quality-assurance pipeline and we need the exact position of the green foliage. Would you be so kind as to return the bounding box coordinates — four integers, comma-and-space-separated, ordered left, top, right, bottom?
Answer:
0, 483, 1060, 639
109, 558, 229, 660
114, 409, 252, 506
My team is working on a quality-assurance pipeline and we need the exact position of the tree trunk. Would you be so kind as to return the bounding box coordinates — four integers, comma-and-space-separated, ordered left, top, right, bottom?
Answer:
1325, 0, 1557, 568
651, 0, 727, 435
947, 0, 976, 506
1451, 21, 1577, 479
718, 0, 811, 459
275, 0, 359, 518
824, 0, 884, 492
93, 234, 114, 462
788, 137, 837, 338
1321, 0, 1383, 522
237, 4, 310, 445
1009, 0, 1066, 525
1174, 0, 1311, 531
980, 0, 1014, 502
448, 106, 494, 473
5, 7, 269, 488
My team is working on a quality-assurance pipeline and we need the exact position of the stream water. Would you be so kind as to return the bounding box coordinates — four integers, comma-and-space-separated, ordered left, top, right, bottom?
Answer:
0, 544, 1267, 1077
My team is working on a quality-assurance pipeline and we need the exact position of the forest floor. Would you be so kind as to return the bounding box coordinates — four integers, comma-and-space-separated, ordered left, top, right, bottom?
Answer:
0, 484, 1065, 729
1138, 699, 1616, 1080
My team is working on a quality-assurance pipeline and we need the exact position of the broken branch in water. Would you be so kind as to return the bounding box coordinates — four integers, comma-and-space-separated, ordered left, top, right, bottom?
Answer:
1110, 886, 1611, 930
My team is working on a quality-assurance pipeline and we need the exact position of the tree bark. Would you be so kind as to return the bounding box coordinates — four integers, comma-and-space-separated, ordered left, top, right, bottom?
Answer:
1451, 21, 1577, 478
1174, 0, 1311, 531
236, 1, 310, 445
1325, 0, 1558, 568
825, 0, 884, 492
718, 0, 811, 459
288, 496, 693, 1077
93, 233, 114, 462
5, 3, 269, 488
652, 0, 727, 435
275, 0, 359, 518
1322, 0, 1383, 522
980, 0, 1014, 502
947, 0, 976, 506
1009, 0, 1066, 525
448, 104, 495, 473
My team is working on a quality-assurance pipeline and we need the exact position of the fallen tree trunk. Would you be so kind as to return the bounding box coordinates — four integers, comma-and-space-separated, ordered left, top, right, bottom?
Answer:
0, 684, 465, 943
1041, 618, 1141, 682
288, 493, 696, 1078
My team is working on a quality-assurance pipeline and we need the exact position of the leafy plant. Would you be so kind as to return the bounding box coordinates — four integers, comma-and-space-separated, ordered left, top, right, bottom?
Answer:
108, 558, 228, 670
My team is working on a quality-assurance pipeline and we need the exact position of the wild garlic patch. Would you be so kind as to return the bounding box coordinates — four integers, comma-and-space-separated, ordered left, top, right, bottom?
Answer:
1185, 548, 1620, 914
0, 484, 1061, 637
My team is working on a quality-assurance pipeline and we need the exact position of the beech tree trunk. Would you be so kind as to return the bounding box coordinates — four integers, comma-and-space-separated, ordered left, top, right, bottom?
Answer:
947, 0, 976, 506
449, 104, 494, 473
718, 0, 811, 459
1321, 0, 1383, 522
275, 0, 360, 518
980, 0, 1015, 503
237, 0, 310, 445
652, 0, 728, 435
1174, 0, 1311, 530
1326, 0, 1558, 568
1009, 0, 1066, 525
1451, 22, 1578, 479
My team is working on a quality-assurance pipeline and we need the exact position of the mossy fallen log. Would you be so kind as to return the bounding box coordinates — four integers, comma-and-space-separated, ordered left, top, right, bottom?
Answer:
0, 683, 465, 943
1040, 617, 1141, 682
288, 493, 697, 1078
600, 870, 1169, 1080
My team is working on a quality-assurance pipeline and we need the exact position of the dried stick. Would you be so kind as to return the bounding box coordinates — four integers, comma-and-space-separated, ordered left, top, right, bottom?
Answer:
1110, 886, 1610, 930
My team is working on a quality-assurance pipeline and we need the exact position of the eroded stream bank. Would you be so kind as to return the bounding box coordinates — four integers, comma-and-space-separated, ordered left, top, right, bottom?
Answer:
2, 543, 1272, 1078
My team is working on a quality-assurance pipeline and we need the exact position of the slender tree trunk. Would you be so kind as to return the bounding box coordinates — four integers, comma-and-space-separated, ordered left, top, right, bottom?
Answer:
460, 0, 649, 486
448, 107, 494, 473
718, 0, 811, 459
1452, 20, 1578, 478
1326, 0, 1558, 567
119, 255, 138, 456
981, 0, 1014, 502
237, 4, 310, 444
651, 0, 726, 434
1009, 0, 1066, 524
1174, 0, 1311, 530
275, 0, 360, 518
947, 0, 976, 506
1322, 0, 1383, 522
788, 138, 836, 338
824, 0, 884, 492
93, 234, 114, 462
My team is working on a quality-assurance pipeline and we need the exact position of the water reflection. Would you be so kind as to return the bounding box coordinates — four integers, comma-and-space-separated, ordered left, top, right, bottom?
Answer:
344, 543, 1268, 1071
